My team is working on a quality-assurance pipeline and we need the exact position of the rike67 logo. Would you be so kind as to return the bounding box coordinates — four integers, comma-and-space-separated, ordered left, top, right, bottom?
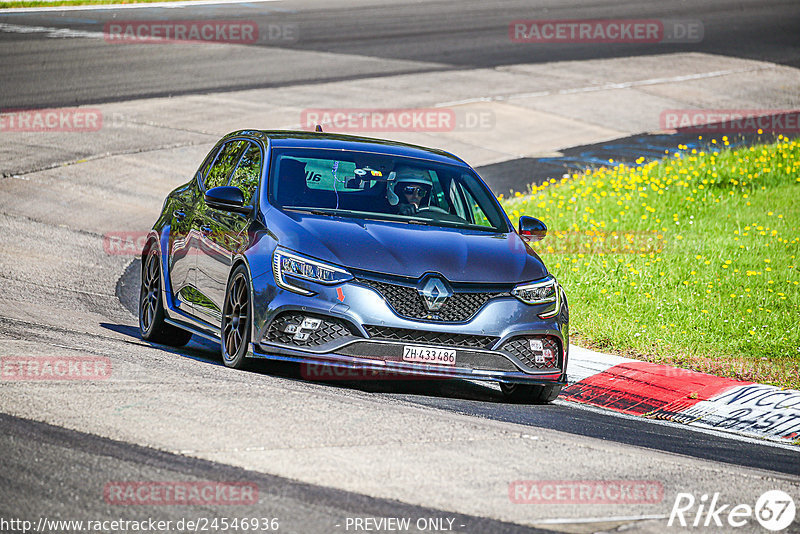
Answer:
669, 490, 796, 531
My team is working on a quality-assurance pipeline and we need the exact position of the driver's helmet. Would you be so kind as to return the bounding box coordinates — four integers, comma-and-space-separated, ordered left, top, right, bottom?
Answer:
387, 166, 433, 206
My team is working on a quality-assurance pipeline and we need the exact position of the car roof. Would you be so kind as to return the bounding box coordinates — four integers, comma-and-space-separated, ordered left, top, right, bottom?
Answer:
221, 130, 469, 166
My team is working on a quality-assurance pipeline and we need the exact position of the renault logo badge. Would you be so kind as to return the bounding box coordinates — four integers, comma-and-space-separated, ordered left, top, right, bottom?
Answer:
419, 278, 451, 312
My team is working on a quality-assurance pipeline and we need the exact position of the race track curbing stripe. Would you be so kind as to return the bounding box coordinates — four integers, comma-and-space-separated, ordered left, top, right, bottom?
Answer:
564, 346, 800, 444
563, 362, 743, 416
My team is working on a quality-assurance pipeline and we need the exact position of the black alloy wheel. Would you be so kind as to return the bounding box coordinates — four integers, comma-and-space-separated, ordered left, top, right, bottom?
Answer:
221, 265, 252, 369
139, 245, 192, 347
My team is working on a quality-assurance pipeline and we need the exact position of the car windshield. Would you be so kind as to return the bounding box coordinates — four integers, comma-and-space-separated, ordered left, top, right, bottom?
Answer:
267, 148, 510, 232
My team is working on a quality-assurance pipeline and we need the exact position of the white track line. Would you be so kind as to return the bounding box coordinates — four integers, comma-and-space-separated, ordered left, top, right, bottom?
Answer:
0, 21, 103, 37
532, 514, 668, 525
0, 0, 280, 13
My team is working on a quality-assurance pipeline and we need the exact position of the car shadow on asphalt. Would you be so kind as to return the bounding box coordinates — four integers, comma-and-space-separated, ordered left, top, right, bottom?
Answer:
101, 319, 526, 405
99, 321, 226, 367
246, 358, 542, 406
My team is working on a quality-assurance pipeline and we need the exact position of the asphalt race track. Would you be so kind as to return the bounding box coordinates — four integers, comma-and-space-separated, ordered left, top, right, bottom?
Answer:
1, 0, 799, 108
1, 1, 799, 533
2, 413, 546, 534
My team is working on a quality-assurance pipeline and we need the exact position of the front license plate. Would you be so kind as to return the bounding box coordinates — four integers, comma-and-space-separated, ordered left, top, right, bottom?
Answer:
402, 345, 456, 366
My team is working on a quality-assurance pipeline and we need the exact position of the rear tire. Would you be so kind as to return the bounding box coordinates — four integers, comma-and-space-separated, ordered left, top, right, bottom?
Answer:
221, 265, 253, 369
139, 245, 193, 347
500, 383, 562, 404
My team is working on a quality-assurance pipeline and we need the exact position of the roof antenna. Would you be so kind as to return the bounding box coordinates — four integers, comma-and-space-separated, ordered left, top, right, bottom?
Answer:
315, 124, 323, 132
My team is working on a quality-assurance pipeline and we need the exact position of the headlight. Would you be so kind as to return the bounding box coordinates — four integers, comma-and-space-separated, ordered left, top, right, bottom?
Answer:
512, 276, 557, 304
512, 276, 562, 318
272, 247, 352, 295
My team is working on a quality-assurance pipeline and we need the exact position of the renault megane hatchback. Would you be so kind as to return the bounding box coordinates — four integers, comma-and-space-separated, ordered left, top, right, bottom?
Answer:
139, 130, 569, 402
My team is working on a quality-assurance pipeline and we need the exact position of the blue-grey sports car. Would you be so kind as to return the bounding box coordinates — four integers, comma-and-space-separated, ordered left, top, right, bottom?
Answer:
139, 130, 568, 402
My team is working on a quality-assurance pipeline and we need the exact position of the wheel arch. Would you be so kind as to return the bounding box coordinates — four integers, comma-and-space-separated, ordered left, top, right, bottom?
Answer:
140, 231, 161, 271
230, 254, 257, 351
139, 229, 172, 315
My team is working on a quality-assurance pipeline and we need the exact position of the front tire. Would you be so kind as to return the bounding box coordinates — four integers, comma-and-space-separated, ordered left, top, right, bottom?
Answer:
221, 265, 252, 369
139, 246, 192, 347
500, 383, 562, 404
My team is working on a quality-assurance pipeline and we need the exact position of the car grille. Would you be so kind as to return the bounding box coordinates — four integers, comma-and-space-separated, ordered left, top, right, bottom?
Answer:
499, 336, 561, 371
355, 277, 508, 322
364, 325, 497, 350
265, 313, 354, 347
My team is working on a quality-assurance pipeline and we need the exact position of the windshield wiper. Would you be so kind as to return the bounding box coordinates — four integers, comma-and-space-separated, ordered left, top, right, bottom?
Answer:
286, 206, 409, 224
284, 206, 341, 216
284, 207, 500, 231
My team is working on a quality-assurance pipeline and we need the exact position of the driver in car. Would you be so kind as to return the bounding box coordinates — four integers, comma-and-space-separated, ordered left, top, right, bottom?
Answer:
387, 166, 433, 216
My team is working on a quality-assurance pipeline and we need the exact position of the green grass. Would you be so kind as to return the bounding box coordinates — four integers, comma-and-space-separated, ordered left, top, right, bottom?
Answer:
501, 136, 800, 388
1, 0, 191, 7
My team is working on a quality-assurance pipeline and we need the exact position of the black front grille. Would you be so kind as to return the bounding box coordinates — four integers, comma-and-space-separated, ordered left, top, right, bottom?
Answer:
265, 313, 353, 347
365, 325, 497, 350
355, 278, 507, 322
499, 336, 561, 371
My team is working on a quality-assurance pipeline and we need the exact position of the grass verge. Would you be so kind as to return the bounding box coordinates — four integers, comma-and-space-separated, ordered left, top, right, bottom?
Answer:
501, 135, 800, 389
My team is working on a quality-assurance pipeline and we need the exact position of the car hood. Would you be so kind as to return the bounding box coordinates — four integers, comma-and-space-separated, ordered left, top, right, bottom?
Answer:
266, 209, 548, 284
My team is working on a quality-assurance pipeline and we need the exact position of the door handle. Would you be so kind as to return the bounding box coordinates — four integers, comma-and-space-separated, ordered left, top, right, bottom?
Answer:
173, 210, 186, 223
200, 225, 213, 236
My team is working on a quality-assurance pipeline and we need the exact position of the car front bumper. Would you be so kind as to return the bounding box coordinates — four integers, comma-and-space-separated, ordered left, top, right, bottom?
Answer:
250, 274, 569, 385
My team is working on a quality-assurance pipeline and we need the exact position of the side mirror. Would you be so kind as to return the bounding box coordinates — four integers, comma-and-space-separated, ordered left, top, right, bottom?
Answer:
205, 186, 252, 214
519, 216, 547, 242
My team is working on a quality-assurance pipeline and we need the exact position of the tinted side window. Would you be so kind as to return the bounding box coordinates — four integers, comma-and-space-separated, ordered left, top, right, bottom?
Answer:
460, 185, 492, 227
228, 142, 262, 205
204, 140, 246, 190
197, 145, 221, 183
